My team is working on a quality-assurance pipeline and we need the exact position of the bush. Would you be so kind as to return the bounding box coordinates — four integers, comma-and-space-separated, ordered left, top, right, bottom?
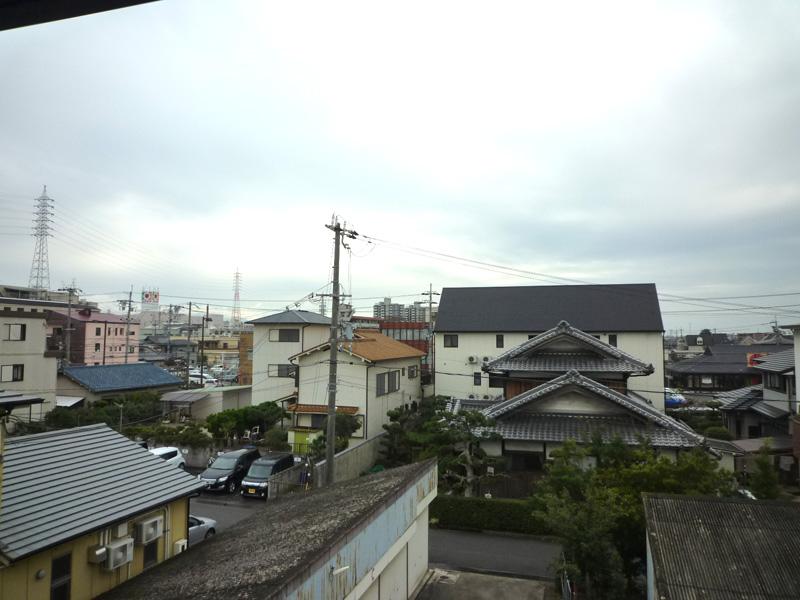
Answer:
260, 428, 291, 452
704, 426, 733, 440
429, 495, 549, 535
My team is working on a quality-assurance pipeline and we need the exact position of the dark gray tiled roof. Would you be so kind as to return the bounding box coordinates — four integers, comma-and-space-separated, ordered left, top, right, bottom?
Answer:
247, 309, 331, 325
0, 424, 205, 562
479, 414, 699, 448
435, 284, 663, 333
485, 321, 653, 375
754, 348, 795, 373
99, 460, 437, 600
716, 384, 763, 403
62, 363, 182, 393
667, 344, 793, 375
644, 494, 800, 599
717, 385, 789, 420
478, 370, 702, 447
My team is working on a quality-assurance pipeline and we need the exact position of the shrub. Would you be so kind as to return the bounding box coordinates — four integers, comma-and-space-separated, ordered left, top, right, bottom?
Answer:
704, 426, 733, 440
261, 427, 291, 452
429, 495, 549, 535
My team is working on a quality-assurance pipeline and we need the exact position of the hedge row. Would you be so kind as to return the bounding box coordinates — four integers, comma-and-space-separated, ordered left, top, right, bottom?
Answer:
429, 495, 550, 535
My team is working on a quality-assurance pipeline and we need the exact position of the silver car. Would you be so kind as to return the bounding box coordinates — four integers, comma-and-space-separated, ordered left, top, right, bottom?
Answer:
188, 514, 217, 546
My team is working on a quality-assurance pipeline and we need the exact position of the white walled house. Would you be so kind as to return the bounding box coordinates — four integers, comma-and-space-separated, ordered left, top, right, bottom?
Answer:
434, 284, 667, 410
248, 310, 331, 406
288, 330, 424, 452
0, 302, 59, 418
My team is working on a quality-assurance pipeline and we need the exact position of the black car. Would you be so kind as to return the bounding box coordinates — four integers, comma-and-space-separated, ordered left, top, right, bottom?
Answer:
199, 448, 261, 493
240, 452, 295, 499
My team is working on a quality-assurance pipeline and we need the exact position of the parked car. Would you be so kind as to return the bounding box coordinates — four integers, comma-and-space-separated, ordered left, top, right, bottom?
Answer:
198, 447, 261, 493
664, 387, 688, 408
149, 446, 186, 469
188, 514, 217, 546
240, 452, 295, 499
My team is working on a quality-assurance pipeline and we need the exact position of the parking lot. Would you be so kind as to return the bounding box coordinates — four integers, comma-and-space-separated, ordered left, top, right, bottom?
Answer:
190, 490, 266, 532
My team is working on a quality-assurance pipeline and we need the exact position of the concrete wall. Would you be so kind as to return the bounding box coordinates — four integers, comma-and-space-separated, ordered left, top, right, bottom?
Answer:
314, 431, 387, 485
0, 497, 189, 600
283, 462, 436, 600
0, 310, 57, 417
435, 330, 665, 410
251, 323, 329, 405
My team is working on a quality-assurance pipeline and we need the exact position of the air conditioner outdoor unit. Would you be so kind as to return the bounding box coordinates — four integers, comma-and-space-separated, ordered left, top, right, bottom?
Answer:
173, 539, 188, 555
104, 537, 134, 571
467, 355, 478, 363
87, 545, 107, 564
482, 356, 491, 363
135, 516, 164, 545
468, 394, 476, 400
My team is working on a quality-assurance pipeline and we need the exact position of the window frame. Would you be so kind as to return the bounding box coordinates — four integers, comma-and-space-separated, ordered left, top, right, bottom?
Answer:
50, 552, 71, 600
495, 334, 504, 348
3, 323, 26, 341
143, 539, 158, 569
408, 365, 418, 379
0, 364, 24, 382
608, 334, 618, 347
473, 372, 482, 386
269, 328, 300, 342
268, 364, 296, 378
443, 334, 458, 348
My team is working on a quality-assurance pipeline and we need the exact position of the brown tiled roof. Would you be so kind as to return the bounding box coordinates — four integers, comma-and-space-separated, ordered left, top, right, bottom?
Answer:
287, 404, 359, 415
292, 329, 425, 363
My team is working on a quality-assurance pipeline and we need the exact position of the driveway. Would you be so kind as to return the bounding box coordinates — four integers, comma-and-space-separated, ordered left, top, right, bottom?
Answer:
429, 529, 562, 579
190, 491, 265, 532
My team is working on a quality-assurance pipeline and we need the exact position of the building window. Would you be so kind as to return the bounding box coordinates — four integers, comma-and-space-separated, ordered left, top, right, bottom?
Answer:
489, 375, 504, 388
310, 414, 326, 428
94, 343, 101, 352
50, 553, 71, 600
408, 365, 418, 379
443, 334, 458, 348
128, 346, 135, 354
608, 334, 617, 347
528, 335, 536, 340
473, 372, 482, 386
269, 328, 300, 342
0, 364, 24, 382
268, 364, 296, 378
95, 327, 101, 336
143, 540, 158, 569
3, 324, 26, 341
496, 334, 504, 348
766, 373, 786, 392
376, 370, 401, 396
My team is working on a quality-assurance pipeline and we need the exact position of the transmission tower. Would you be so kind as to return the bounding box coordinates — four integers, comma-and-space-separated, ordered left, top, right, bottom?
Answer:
28, 185, 54, 298
232, 268, 242, 328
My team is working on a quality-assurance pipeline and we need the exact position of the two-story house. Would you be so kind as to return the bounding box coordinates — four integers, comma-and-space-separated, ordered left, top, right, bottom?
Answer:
434, 284, 666, 409
248, 310, 331, 406
0, 301, 60, 418
287, 330, 424, 452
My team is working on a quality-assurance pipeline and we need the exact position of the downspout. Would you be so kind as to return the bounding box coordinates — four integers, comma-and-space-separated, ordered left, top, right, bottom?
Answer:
365, 364, 371, 439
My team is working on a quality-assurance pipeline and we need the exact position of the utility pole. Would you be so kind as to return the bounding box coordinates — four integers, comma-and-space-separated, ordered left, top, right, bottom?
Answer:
186, 303, 193, 387
200, 305, 209, 385
166, 304, 174, 359
58, 281, 81, 366
120, 286, 133, 364
421, 284, 439, 396
323, 218, 358, 486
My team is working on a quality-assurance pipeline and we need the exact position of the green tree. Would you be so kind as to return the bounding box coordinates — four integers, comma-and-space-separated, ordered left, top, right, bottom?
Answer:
261, 427, 291, 452
749, 442, 780, 499
308, 413, 362, 461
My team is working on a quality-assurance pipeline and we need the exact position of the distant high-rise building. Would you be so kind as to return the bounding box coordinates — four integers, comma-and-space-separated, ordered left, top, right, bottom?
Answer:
373, 297, 405, 320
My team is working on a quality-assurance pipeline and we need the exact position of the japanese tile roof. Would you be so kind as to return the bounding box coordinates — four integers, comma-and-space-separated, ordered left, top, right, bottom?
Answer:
716, 385, 789, 420
247, 309, 331, 325
667, 344, 793, 375
286, 403, 359, 415
435, 283, 663, 333
478, 413, 700, 448
643, 494, 800, 600
716, 384, 763, 403
292, 329, 425, 363
479, 370, 702, 446
731, 436, 793, 453
99, 460, 438, 600
485, 320, 653, 375
753, 348, 795, 374
0, 424, 205, 563
704, 437, 744, 455
61, 363, 182, 393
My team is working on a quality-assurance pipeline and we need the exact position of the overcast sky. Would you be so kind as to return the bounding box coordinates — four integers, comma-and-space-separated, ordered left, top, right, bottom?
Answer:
1, 0, 799, 333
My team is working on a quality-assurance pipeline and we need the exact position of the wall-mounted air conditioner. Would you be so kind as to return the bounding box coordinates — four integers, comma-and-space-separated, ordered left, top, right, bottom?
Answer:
174, 539, 188, 555
467, 355, 478, 363
482, 356, 492, 363
104, 537, 134, 571
135, 516, 164, 545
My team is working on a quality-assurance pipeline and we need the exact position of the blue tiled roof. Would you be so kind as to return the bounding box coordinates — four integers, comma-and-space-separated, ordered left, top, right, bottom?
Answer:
62, 363, 182, 393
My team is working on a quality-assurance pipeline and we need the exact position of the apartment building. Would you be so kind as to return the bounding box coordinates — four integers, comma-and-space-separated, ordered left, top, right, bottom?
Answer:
48, 308, 139, 365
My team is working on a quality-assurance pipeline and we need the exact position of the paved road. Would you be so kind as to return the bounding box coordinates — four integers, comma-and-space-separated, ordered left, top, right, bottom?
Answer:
429, 529, 562, 579
189, 491, 265, 532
